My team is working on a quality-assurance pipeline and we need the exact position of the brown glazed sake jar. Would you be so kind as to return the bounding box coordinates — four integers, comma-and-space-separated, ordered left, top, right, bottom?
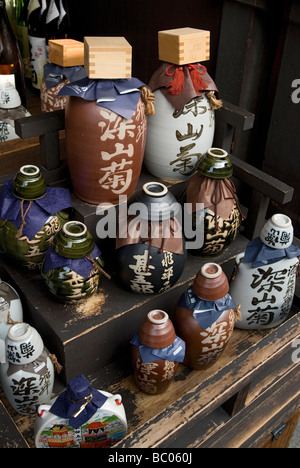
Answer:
173, 263, 237, 370
65, 96, 147, 205
131, 310, 179, 395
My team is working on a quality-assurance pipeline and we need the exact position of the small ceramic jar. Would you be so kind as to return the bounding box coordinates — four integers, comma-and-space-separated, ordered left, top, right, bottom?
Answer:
0, 165, 71, 269
131, 310, 185, 394
173, 263, 239, 369
34, 374, 127, 448
41, 221, 107, 302
230, 214, 300, 329
115, 182, 186, 294
0, 323, 55, 414
185, 148, 243, 256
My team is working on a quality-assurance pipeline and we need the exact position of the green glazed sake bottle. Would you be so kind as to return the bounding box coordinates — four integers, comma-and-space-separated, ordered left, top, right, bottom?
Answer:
0, 165, 71, 269
41, 221, 108, 302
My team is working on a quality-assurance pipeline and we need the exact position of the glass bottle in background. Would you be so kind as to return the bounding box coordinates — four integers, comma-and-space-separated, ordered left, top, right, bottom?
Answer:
27, 0, 47, 90
0, 0, 27, 106
56, 0, 69, 39
45, 0, 59, 53
16, 0, 31, 82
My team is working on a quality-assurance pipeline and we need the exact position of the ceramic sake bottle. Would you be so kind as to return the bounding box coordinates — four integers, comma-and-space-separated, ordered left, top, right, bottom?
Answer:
173, 263, 239, 369
41, 221, 108, 302
144, 28, 222, 181
115, 181, 186, 294
0, 279, 23, 360
230, 213, 300, 329
59, 36, 154, 205
131, 310, 185, 394
34, 374, 127, 448
0, 164, 71, 269
185, 148, 243, 256
0, 322, 55, 415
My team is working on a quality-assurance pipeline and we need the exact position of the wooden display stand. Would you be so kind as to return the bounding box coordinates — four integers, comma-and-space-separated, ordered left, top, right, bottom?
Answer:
0, 97, 299, 448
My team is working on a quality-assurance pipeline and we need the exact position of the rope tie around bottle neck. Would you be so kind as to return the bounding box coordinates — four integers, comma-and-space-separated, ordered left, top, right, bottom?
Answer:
140, 86, 155, 115
15, 200, 32, 239
85, 254, 111, 280
49, 353, 63, 374
165, 64, 208, 96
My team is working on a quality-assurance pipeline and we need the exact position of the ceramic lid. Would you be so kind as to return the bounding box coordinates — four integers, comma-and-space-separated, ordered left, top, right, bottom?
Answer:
12, 165, 47, 200
53, 221, 95, 259
196, 148, 233, 179
193, 262, 229, 301
138, 310, 176, 349
128, 182, 181, 221
260, 213, 293, 249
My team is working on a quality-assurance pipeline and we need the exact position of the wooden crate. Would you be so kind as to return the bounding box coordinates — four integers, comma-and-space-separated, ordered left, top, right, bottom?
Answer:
158, 27, 210, 65
84, 36, 132, 79
48, 39, 84, 67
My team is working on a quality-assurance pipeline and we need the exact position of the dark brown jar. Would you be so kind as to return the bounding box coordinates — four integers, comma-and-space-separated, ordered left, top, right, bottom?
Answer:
131, 310, 184, 395
173, 263, 239, 370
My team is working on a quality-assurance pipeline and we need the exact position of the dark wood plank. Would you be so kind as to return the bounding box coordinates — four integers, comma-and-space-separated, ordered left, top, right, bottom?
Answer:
0, 399, 29, 448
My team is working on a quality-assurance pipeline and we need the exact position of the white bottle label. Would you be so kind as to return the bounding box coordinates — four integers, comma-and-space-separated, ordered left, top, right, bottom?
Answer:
58, 0, 67, 26
28, 35, 47, 89
27, 0, 41, 17
46, 0, 59, 24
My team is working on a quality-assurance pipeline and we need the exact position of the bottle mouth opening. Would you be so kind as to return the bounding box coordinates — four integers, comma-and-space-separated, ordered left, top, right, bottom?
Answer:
271, 213, 291, 229
143, 182, 168, 197
8, 323, 30, 340
63, 221, 87, 238
201, 262, 222, 279
20, 165, 40, 177
207, 148, 228, 159
147, 310, 168, 324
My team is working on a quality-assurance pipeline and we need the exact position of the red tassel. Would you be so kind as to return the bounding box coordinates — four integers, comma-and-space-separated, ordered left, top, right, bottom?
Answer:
189, 64, 208, 93
165, 65, 185, 95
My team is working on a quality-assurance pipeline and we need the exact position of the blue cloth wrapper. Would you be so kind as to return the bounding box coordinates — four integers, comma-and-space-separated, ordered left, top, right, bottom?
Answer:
49, 375, 108, 429
43, 245, 102, 278
178, 287, 237, 330
58, 76, 146, 119
0, 180, 72, 240
131, 333, 185, 364
43, 63, 87, 89
243, 237, 300, 267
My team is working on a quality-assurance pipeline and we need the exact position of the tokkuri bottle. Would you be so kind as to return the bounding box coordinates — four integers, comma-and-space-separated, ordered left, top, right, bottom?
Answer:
131, 310, 185, 394
0, 322, 56, 414
230, 213, 300, 329
173, 263, 239, 369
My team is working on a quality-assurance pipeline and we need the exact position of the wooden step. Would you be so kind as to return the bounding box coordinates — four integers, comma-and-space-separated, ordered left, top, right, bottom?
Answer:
0, 229, 249, 384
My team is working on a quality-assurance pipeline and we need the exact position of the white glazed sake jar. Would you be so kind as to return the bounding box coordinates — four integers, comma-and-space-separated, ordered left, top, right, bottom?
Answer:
230, 214, 300, 329
0, 279, 23, 344
0, 322, 55, 414
144, 90, 215, 180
